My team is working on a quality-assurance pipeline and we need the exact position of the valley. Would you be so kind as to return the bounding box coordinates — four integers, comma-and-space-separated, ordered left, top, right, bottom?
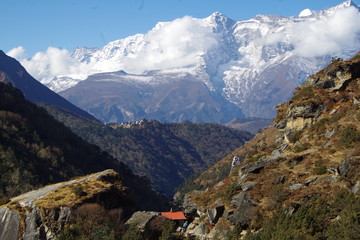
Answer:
0, 1, 360, 239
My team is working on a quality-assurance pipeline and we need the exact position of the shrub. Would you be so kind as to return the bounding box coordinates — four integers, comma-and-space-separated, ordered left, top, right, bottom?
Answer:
122, 224, 142, 240
287, 131, 302, 144
316, 165, 327, 175
159, 221, 176, 240
0, 196, 10, 205
339, 125, 360, 148
57, 226, 80, 240
72, 185, 87, 197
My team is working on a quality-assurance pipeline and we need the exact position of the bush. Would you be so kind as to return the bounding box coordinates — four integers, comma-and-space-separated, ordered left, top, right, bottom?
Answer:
159, 221, 176, 240
287, 131, 302, 144
339, 125, 360, 148
57, 226, 80, 240
72, 185, 87, 197
122, 224, 142, 240
316, 165, 327, 175
0, 196, 10, 205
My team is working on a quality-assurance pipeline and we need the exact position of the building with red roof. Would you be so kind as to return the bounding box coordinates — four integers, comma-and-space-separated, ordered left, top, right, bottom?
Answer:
160, 211, 187, 220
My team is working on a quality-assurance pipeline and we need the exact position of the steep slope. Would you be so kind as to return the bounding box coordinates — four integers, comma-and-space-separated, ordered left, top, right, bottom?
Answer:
0, 50, 96, 120
0, 170, 135, 240
19, 1, 360, 122
40, 104, 253, 196
179, 53, 360, 239
0, 82, 169, 210
60, 70, 244, 123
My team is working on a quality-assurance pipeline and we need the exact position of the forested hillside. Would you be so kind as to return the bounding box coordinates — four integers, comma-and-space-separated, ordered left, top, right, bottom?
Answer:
0, 82, 168, 210
42, 104, 253, 196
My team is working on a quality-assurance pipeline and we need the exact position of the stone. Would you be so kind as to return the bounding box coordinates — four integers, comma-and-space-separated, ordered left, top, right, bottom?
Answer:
241, 182, 257, 192
303, 75, 319, 87
0, 208, 20, 240
329, 109, 337, 115
189, 222, 209, 236
287, 104, 322, 119
289, 183, 302, 191
231, 156, 243, 169
227, 193, 256, 228
315, 176, 339, 184
304, 177, 318, 186
354, 97, 360, 104
207, 205, 225, 225
238, 159, 269, 178
352, 181, 360, 194
338, 159, 351, 177
183, 194, 202, 217
0, 170, 135, 239
287, 155, 304, 166
275, 119, 287, 129
325, 129, 336, 139
278, 176, 286, 184
125, 211, 159, 230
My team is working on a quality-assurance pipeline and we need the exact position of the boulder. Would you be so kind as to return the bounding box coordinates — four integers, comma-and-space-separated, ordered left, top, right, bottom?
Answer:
304, 177, 318, 186
0, 169, 135, 239
238, 159, 269, 178
287, 155, 304, 166
338, 159, 351, 177
125, 211, 159, 230
188, 222, 209, 236
183, 194, 202, 217
240, 182, 257, 192
227, 193, 256, 228
207, 205, 225, 225
0, 208, 20, 240
289, 183, 302, 191
352, 181, 360, 194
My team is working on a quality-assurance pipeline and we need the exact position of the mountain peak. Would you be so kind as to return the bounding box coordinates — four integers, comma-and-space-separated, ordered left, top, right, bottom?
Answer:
330, 0, 360, 11
207, 11, 233, 24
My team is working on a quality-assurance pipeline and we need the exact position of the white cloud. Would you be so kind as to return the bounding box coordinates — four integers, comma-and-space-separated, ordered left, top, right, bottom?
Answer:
260, 7, 360, 58
7, 46, 26, 59
7, 16, 218, 86
122, 16, 218, 73
7, 47, 95, 84
7, 7, 360, 90
290, 7, 360, 57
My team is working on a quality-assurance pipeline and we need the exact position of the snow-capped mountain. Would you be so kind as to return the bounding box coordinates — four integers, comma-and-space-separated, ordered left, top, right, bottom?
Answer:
16, 0, 360, 121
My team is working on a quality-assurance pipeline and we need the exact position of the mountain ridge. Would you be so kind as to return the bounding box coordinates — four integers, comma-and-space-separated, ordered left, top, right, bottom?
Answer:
28, 0, 357, 122
178, 52, 360, 239
0, 51, 96, 121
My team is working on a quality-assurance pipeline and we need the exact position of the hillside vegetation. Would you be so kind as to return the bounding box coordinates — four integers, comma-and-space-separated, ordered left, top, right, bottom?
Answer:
179, 53, 360, 239
41, 105, 253, 196
0, 82, 168, 210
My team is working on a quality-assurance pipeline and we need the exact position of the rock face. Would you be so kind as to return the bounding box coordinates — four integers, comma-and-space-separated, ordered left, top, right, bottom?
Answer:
60, 71, 244, 123
180, 52, 360, 239
0, 170, 135, 240
125, 211, 159, 230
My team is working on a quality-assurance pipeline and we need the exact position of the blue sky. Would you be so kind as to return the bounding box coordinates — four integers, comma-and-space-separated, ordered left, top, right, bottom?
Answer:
0, 0, 355, 56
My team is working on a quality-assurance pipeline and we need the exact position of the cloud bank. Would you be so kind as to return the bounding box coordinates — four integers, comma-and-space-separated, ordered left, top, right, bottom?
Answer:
8, 16, 217, 85
7, 7, 360, 90
122, 16, 218, 73
263, 7, 360, 58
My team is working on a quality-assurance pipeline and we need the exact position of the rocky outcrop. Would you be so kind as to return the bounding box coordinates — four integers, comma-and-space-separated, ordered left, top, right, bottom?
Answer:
0, 169, 135, 240
181, 53, 360, 239
125, 211, 159, 230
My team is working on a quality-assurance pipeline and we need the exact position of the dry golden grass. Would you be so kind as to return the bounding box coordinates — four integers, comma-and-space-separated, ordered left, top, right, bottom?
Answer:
35, 170, 117, 209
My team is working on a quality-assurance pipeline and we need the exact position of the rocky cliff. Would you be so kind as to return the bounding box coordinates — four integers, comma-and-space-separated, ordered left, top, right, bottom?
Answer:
0, 169, 135, 240
179, 53, 360, 239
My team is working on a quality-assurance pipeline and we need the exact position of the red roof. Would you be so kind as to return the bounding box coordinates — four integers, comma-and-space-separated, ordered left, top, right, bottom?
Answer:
161, 211, 187, 220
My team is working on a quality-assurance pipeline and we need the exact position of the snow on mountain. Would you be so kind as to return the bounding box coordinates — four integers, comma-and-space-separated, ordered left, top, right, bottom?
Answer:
9, 1, 360, 119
